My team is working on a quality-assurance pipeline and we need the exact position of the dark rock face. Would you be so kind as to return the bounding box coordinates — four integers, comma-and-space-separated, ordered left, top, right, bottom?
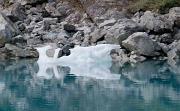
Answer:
63, 24, 76, 32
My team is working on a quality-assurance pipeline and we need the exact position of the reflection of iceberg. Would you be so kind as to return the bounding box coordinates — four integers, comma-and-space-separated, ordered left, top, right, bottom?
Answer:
36, 44, 120, 63
36, 62, 121, 80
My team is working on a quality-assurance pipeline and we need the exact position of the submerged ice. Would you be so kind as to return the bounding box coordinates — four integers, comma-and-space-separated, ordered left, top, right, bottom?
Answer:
36, 44, 120, 63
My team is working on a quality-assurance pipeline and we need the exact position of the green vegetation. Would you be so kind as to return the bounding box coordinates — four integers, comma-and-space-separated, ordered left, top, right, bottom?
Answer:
128, 0, 180, 13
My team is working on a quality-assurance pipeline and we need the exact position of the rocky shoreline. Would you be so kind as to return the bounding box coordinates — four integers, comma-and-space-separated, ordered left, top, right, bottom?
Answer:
0, 0, 180, 64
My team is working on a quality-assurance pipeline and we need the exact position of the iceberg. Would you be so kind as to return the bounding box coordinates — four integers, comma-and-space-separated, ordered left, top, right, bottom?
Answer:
36, 44, 120, 63
35, 44, 121, 80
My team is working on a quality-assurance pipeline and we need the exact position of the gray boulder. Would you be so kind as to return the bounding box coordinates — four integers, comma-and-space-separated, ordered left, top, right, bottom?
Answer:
65, 11, 84, 24
57, 29, 70, 41
160, 33, 174, 44
90, 28, 106, 43
45, 1, 74, 17
167, 40, 180, 61
27, 37, 42, 46
169, 7, 180, 27
122, 32, 161, 56
2, 3, 26, 22
5, 43, 39, 58
110, 49, 129, 63
81, 36, 90, 47
98, 18, 116, 29
105, 19, 143, 45
43, 32, 59, 41
72, 31, 84, 41
0, 12, 21, 36
0, 24, 13, 48
0, 13, 18, 47
167, 48, 180, 60
140, 11, 172, 33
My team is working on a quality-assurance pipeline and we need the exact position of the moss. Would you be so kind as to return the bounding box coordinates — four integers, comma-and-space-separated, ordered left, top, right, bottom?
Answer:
128, 0, 180, 14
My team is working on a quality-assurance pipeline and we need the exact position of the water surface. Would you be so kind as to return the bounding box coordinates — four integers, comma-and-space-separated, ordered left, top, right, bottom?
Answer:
0, 59, 180, 111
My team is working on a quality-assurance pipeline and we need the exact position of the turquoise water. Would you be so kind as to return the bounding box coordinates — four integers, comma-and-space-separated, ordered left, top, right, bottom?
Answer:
0, 59, 180, 111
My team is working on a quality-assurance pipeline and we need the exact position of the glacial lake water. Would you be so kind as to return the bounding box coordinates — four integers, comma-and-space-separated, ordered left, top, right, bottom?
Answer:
0, 59, 180, 111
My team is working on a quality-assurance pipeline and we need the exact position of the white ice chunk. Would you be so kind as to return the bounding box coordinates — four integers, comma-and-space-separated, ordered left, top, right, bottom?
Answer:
35, 44, 120, 80
36, 44, 120, 63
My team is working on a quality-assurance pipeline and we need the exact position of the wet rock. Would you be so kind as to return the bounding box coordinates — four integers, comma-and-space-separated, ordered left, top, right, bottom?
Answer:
5, 43, 39, 58
129, 51, 146, 63
110, 49, 129, 63
122, 32, 161, 56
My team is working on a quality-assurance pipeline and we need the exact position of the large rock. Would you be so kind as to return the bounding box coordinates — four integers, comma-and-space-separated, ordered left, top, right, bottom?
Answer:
0, 12, 21, 36
105, 19, 143, 45
168, 40, 180, 60
160, 33, 174, 44
169, 7, 180, 27
2, 3, 26, 22
5, 43, 39, 58
45, 1, 74, 17
110, 48, 129, 63
140, 11, 173, 33
122, 32, 161, 56
90, 29, 106, 43
0, 13, 17, 47
42, 30, 70, 42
